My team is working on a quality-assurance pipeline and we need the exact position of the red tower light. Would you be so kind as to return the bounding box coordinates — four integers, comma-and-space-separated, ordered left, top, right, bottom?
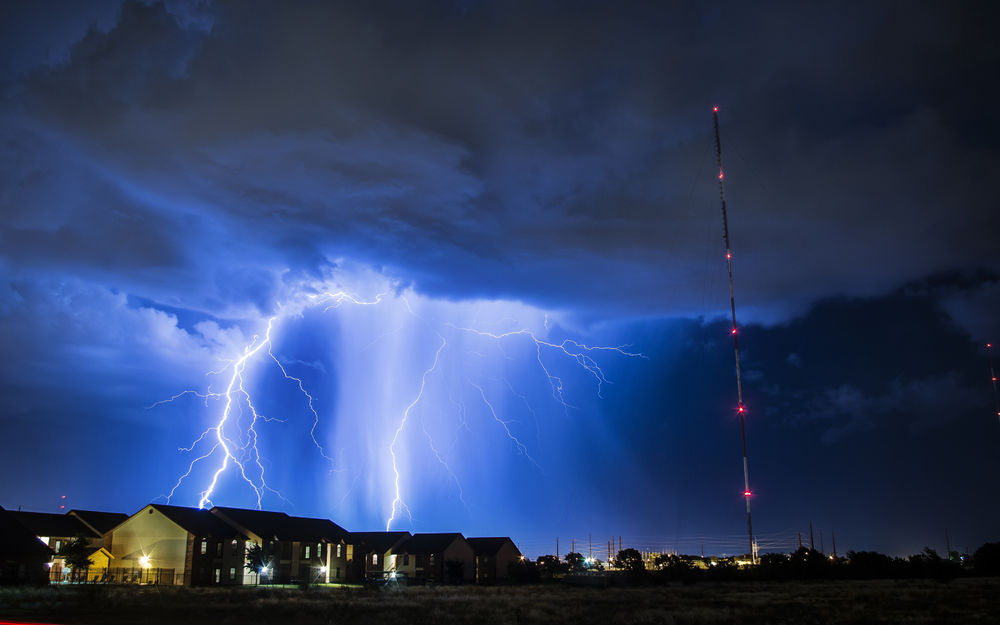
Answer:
726, 252, 731, 260
743, 490, 752, 497
738, 404, 745, 414
719, 170, 724, 180
713, 106, 719, 113
731, 327, 737, 335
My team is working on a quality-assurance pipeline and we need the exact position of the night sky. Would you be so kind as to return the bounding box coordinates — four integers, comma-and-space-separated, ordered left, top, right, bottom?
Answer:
2, 1, 999, 559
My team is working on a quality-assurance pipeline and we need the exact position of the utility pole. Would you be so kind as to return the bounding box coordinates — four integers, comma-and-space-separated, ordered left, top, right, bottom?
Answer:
556, 537, 559, 559
820, 530, 824, 554
809, 521, 815, 551
798, 532, 803, 550
832, 532, 837, 559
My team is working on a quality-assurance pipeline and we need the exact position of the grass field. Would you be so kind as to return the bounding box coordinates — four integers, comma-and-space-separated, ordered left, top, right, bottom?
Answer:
2, 578, 999, 624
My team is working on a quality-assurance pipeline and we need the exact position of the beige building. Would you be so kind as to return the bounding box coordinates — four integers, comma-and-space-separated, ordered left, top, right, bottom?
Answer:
109, 504, 248, 586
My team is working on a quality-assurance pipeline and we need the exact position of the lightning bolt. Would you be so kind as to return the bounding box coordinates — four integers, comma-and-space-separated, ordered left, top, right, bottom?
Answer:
450, 325, 647, 403
155, 287, 646, 526
387, 333, 447, 530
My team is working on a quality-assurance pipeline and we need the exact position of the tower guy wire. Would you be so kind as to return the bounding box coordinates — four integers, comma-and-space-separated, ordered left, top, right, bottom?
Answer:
713, 105, 757, 563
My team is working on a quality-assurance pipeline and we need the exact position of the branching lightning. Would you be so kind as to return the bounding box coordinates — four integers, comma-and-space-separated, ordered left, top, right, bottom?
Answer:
153, 287, 645, 526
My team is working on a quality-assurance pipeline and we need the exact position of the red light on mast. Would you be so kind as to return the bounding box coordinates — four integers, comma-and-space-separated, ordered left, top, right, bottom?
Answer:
719, 170, 724, 180
726, 252, 731, 260
713, 106, 719, 113
731, 327, 737, 335
743, 490, 752, 497
737, 404, 745, 414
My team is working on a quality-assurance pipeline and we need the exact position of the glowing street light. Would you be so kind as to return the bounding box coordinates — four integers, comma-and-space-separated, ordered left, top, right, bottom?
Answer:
138, 555, 151, 568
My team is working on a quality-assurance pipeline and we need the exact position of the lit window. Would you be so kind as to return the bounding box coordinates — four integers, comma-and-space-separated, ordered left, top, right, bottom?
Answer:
317, 544, 323, 558
230, 567, 236, 580
55, 540, 62, 553
201, 540, 207, 555
336, 544, 342, 558
214, 569, 220, 583
371, 553, 378, 566
305, 545, 311, 559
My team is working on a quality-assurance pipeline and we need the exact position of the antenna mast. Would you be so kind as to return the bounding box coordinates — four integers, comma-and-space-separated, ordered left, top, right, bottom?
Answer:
989, 343, 1000, 425
712, 106, 757, 563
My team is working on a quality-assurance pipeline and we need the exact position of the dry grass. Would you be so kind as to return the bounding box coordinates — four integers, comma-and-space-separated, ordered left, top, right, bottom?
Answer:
1, 578, 998, 625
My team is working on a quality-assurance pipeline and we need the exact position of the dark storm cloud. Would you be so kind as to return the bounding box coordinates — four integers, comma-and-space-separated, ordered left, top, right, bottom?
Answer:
3, 0, 997, 324
2, 1, 1000, 554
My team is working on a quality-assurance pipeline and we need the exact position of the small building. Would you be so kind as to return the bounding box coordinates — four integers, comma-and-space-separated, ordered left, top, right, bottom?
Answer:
466, 537, 522, 584
0, 506, 53, 585
392, 533, 474, 584
7, 509, 103, 582
210, 507, 348, 584
108, 504, 248, 586
346, 531, 411, 583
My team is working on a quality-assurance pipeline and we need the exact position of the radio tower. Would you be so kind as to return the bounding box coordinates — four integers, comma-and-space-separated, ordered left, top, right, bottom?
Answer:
989, 343, 1000, 425
712, 106, 757, 563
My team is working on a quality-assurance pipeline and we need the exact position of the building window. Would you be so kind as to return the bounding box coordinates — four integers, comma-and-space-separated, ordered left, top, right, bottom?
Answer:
317, 543, 323, 558
335, 567, 340, 579
403, 554, 409, 566
216, 542, 222, 556
371, 553, 378, 566
232, 539, 238, 555
429, 554, 436, 567
200, 539, 207, 555
305, 545, 311, 559
214, 569, 220, 583
230, 567, 236, 580
55, 540, 62, 553
336, 544, 342, 558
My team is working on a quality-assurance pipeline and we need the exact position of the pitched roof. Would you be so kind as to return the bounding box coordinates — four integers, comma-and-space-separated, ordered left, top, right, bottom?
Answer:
68, 510, 128, 535
149, 505, 244, 538
466, 537, 520, 557
393, 532, 466, 555
348, 531, 411, 554
0, 509, 54, 557
210, 507, 348, 542
287, 515, 348, 542
210, 507, 295, 540
7, 511, 98, 539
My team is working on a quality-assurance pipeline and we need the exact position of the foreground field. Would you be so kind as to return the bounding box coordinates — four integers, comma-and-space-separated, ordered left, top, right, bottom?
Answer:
2, 578, 999, 625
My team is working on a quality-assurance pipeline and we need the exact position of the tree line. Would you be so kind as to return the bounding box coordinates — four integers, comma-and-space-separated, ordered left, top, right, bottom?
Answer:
507, 542, 1000, 583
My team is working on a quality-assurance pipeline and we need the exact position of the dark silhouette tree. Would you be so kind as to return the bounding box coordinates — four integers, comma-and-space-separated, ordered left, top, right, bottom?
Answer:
973, 542, 1000, 576
535, 555, 565, 579
245, 543, 269, 583
61, 534, 94, 583
564, 552, 585, 573
615, 548, 645, 575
